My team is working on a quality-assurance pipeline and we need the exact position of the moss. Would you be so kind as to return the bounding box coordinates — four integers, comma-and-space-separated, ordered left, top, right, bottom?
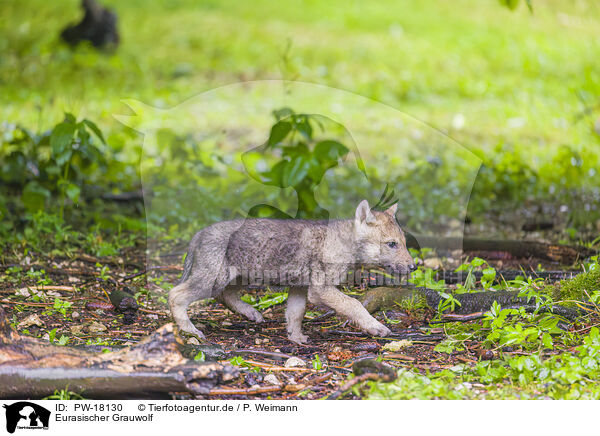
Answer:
558, 268, 600, 302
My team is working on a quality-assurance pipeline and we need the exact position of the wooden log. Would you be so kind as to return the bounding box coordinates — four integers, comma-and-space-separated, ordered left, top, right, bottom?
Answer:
0, 306, 238, 399
405, 234, 595, 263
359, 286, 581, 320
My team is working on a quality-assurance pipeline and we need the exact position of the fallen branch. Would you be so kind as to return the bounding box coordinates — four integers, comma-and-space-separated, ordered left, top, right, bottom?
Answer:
0, 306, 238, 399
406, 235, 596, 263
360, 286, 581, 320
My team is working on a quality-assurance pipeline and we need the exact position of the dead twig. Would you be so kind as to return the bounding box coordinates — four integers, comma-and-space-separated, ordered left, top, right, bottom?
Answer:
15, 285, 78, 294
241, 359, 314, 372
231, 349, 295, 361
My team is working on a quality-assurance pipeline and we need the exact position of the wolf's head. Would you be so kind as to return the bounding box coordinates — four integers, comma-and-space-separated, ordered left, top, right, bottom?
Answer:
353, 199, 416, 275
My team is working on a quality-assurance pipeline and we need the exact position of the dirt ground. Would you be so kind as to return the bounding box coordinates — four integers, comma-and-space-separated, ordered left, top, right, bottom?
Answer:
0, 246, 590, 400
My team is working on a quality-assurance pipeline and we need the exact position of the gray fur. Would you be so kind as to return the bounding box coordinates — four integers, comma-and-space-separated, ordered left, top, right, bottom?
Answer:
168, 200, 416, 343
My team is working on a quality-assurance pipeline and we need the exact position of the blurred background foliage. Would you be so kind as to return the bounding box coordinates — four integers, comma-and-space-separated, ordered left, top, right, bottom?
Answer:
0, 0, 599, 256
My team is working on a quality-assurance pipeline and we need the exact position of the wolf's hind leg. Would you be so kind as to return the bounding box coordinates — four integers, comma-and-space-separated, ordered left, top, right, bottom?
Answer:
221, 286, 264, 323
168, 281, 206, 339
286, 287, 308, 344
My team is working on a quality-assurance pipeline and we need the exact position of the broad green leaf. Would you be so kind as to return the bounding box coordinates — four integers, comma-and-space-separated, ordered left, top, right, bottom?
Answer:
272, 107, 294, 121
295, 116, 313, 140
50, 120, 76, 157
82, 119, 106, 144
267, 121, 292, 147
282, 155, 310, 187
65, 183, 81, 203
314, 140, 349, 164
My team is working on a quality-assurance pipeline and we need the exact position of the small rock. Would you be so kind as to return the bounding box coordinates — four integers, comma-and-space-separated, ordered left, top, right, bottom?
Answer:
222, 321, 232, 327
382, 340, 412, 352
71, 311, 80, 319
284, 357, 306, 368
187, 337, 200, 346
263, 374, 281, 385
70, 324, 85, 335
423, 257, 443, 270
87, 321, 107, 333
17, 314, 45, 329
15, 288, 39, 298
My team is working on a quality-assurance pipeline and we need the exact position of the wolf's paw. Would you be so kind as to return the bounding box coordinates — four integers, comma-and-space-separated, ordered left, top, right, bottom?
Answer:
180, 326, 206, 341
247, 311, 265, 323
365, 322, 391, 338
288, 332, 309, 345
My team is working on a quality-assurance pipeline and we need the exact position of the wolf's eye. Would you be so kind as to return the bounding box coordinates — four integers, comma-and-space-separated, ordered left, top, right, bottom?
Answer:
386, 241, 398, 249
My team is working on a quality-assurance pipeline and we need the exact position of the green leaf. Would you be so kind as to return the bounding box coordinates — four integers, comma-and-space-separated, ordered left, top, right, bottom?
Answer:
194, 351, 206, 362
267, 121, 292, 147
260, 160, 286, 186
48, 328, 57, 343
272, 107, 294, 121
82, 119, 106, 144
295, 116, 313, 140
282, 155, 310, 187
65, 183, 81, 203
542, 332, 553, 349
314, 140, 349, 164
50, 120, 76, 158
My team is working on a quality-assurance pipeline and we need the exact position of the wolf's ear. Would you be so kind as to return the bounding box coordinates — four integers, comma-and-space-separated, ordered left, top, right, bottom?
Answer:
355, 200, 376, 225
384, 203, 398, 217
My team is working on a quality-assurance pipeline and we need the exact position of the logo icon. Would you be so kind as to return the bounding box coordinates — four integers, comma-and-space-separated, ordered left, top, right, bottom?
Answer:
3, 402, 50, 433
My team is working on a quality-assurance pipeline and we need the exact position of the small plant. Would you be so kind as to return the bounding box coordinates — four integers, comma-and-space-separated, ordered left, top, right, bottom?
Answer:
454, 257, 497, 293
48, 328, 70, 346
229, 356, 261, 373
194, 351, 205, 362
241, 291, 288, 311
436, 291, 462, 314
43, 388, 85, 400
311, 354, 323, 370
43, 298, 73, 318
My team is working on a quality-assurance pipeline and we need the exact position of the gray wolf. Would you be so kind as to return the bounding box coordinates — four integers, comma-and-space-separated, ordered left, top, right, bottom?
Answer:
169, 200, 416, 344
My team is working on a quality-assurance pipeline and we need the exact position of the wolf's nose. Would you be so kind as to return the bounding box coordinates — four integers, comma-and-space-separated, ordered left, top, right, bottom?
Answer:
409, 263, 417, 272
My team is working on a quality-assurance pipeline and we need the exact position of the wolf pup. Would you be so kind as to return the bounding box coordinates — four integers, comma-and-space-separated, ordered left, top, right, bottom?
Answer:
169, 200, 416, 344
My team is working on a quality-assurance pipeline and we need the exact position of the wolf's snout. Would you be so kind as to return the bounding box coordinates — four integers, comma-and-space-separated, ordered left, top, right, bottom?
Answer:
409, 263, 417, 272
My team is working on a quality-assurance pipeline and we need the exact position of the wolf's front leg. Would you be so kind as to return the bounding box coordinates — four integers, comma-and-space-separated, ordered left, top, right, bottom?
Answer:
308, 285, 391, 337
285, 287, 308, 344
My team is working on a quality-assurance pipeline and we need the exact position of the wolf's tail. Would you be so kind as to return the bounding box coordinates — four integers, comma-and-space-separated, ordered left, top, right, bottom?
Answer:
178, 236, 198, 284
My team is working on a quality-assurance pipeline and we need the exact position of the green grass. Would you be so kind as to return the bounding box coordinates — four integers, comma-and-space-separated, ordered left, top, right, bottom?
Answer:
1, 0, 600, 238
2, 0, 600, 158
